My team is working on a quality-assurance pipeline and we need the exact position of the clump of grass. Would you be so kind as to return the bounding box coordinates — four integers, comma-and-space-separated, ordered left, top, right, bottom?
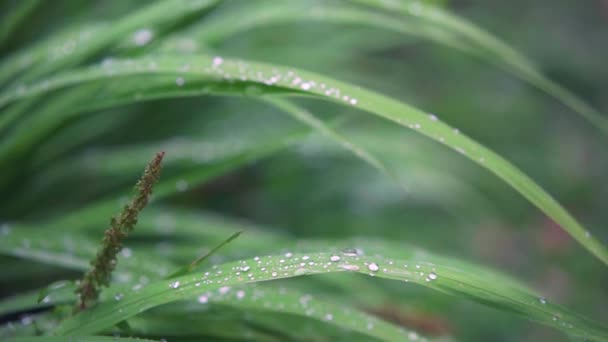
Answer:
0, 1, 606, 341
76, 152, 165, 310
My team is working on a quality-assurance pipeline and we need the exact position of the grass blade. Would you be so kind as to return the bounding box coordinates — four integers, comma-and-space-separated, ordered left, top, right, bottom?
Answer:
166, 230, 243, 279
1, 54, 605, 264
351, 0, 608, 135
52, 250, 607, 340
266, 97, 408, 194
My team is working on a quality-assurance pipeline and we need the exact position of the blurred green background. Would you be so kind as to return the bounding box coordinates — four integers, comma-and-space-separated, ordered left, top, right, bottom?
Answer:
1, 0, 607, 341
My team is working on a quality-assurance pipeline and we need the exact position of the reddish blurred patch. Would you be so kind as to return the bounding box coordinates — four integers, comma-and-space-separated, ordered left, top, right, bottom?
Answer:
538, 218, 572, 254
471, 220, 526, 268
365, 304, 452, 336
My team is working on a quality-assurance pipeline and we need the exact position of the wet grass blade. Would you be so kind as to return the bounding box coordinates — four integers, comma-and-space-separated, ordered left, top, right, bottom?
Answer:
6, 337, 158, 342
52, 251, 608, 340
266, 97, 408, 194
0, 0, 40, 49
351, 0, 608, 135
1, 54, 605, 264
166, 230, 243, 279
193, 0, 608, 135
2, 208, 604, 339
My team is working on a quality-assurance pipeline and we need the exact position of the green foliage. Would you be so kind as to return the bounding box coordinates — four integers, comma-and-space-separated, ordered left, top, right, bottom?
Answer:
1, 0, 607, 341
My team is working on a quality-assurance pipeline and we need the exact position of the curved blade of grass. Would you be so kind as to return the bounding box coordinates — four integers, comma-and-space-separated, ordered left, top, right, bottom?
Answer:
2, 212, 605, 340
6, 337, 157, 342
0, 23, 106, 88
186, 0, 472, 54
0, 0, 41, 50
192, 0, 608, 135
265, 97, 409, 194
165, 284, 435, 341
0, 235, 431, 341
166, 230, 243, 278
39, 125, 318, 232
52, 250, 608, 340
351, 0, 608, 135
3, 0, 219, 85
0, 54, 605, 264
0, 281, 431, 342
4, 112, 311, 213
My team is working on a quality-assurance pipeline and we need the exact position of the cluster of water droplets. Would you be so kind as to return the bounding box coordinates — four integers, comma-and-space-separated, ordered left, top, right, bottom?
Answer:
180, 281, 423, 340
46, 26, 100, 61
133, 28, 154, 46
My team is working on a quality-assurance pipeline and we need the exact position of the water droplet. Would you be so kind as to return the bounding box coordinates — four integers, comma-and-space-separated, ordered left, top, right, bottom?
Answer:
349, 98, 358, 105
285, 252, 293, 258
408, 331, 419, 340
330, 255, 341, 262
20, 316, 33, 326
236, 290, 245, 299
213, 56, 223, 67
176, 179, 189, 191
114, 293, 124, 301
271, 272, 278, 277
301, 82, 312, 90
219, 286, 231, 295
367, 263, 379, 272
428, 114, 438, 121
324, 313, 333, 321
198, 295, 208, 303
0, 224, 11, 235
339, 264, 360, 271
342, 248, 359, 257
120, 248, 132, 258
133, 29, 153, 46
539, 297, 547, 305
428, 272, 437, 280
175, 77, 185, 87
302, 255, 310, 260
170, 281, 180, 289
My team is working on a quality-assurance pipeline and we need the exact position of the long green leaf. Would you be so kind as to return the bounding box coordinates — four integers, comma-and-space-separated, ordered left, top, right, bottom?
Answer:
351, 0, 608, 135
2, 208, 604, 339
191, 0, 608, 135
52, 250, 607, 340
1, 54, 605, 264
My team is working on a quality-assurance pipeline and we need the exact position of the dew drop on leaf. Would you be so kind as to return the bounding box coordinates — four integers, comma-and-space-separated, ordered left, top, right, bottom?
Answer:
176, 179, 188, 191
339, 264, 360, 272
212, 56, 223, 67
133, 28, 153, 46
342, 248, 359, 257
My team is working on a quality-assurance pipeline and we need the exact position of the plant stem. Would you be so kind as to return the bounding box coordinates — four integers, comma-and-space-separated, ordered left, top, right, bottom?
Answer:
75, 151, 165, 310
